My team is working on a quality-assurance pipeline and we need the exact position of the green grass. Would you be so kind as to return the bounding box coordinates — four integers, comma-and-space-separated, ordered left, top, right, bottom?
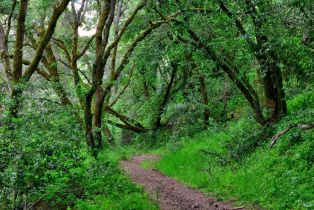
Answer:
35, 147, 159, 210
156, 109, 314, 209
71, 148, 159, 210
141, 159, 157, 170
75, 91, 314, 209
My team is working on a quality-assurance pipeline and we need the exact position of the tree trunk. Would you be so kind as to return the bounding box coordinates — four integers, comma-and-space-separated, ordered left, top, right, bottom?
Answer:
218, 0, 287, 124
245, 0, 287, 122
199, 75, 210, 125
139, 68, 149, 97
9, 0, 28, 119
84, 90, 96, 153
103, 122, 114, 144
93, 88, 106, 148
154, 63, 177, 129
255, 47, 287, 122
183, 28, 267, 125
9, 88, 23, 119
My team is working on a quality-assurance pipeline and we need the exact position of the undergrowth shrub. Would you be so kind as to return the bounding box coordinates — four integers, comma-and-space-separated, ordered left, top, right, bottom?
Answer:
0, 107, 84, 209
223, 120, 273, 162
287, 90, 314, 113
73, 153, 158, 210
0, 105, 156, 209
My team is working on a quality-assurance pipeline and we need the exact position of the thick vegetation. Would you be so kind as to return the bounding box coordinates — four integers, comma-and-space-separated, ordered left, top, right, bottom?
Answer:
0, 0, 313, 209
157, 91, 314, 209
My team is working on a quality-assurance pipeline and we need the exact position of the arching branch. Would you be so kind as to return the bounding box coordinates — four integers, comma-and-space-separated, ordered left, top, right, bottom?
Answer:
107, 120, 146, 133
105, 107, 146, 131
23, 0, 71, 81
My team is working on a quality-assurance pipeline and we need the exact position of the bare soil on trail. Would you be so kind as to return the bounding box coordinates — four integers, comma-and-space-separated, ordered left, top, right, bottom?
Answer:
121, 154, 245, 210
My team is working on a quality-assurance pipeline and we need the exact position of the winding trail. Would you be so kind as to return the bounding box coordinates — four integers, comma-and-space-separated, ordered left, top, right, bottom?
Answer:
121, 154, 244, 210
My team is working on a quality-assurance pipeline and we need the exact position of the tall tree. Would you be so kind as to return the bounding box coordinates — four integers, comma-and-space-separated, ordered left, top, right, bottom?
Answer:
0, 0, 71, 119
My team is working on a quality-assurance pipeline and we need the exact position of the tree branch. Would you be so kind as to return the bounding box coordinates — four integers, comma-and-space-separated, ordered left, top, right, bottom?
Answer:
113, 18, 173, 82
215, 0, 256, 50
269, 123, 314, 149
200, 149, 230, 164
22, 0, 71, 81
107, 119, 146, 133
12, 0, 28, 82
77, 34, 95, 60
105, 107, 146, 131
109, 64, 135, 107
52, 38, 72, 64
103, 0, 148, 60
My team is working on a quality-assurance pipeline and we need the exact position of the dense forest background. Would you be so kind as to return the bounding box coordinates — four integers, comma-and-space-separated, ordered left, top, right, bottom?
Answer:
0, 0, 313, 209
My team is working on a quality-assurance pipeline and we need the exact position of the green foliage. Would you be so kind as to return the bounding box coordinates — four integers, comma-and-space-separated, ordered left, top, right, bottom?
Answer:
0, 104, 156, 209
222, 120, 273, 162
287, 89, 314, 113
1, 0, 314, 209
0, 106, 84, 208
156, 94, 314, 209
0, 0, 12, 15
74, 154, 158, 210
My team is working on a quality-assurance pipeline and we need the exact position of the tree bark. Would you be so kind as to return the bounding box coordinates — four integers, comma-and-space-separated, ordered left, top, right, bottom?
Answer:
199, 75, 210, 125
85, 0, 116, 151
103, 123, 114, 144
23, 0, 71, 80
154, 63, 177, 129
9, 0, 28, 118
84, 89, 96, 151
139, 68, 149, 97
217, 0, 287, 123
93, 88, 107, 148
269, 123, 314, 148
44, 45, 72, 105
12, 0, 28, 83
180, 27, 267, 125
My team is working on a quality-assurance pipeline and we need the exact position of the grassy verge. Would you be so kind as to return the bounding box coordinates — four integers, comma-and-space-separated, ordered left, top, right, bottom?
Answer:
156, 93, 314, 209
71, 149, 159, 210
33, 147, 159, 210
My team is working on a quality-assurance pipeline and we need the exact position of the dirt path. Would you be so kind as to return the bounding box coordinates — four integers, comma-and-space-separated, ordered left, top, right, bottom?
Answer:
121, 154, 243, 210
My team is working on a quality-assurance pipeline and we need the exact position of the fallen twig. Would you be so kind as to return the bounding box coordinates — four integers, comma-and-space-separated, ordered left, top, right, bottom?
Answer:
269, 123, 314, 149
233, 206, 245, 210
200, 149, 230, 164
26, 193, 47, 210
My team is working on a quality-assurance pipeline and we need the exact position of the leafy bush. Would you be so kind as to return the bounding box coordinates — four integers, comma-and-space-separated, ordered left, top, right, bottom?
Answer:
0, 105, 156, 209
222, 119, 273, 162
0, 107, 84, 208
74, 156, 158, 210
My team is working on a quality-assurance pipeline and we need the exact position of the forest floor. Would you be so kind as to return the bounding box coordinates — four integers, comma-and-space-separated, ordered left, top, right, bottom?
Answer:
121, 154, 243, 210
